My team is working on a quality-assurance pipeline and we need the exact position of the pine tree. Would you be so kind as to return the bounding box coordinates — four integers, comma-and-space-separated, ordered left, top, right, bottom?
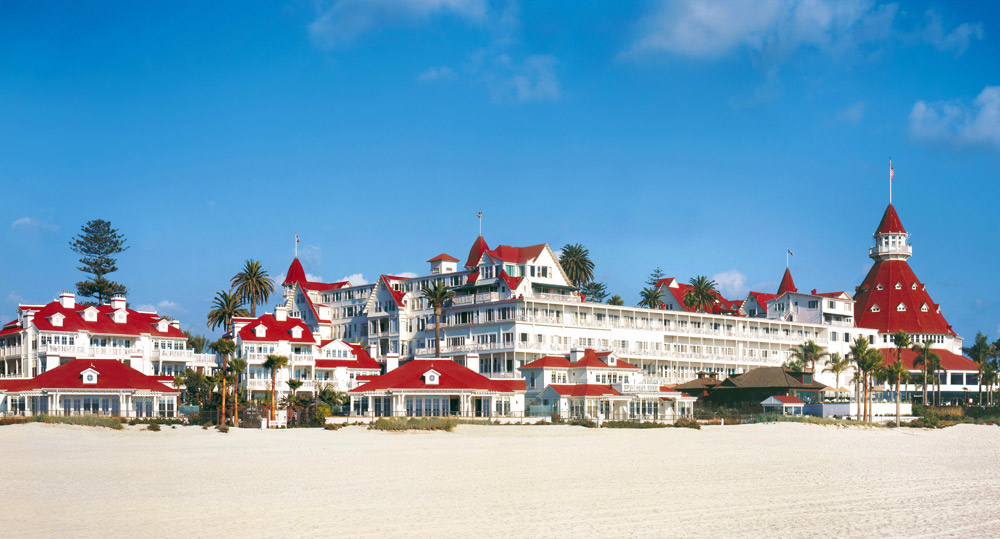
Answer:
69, 219, 129, 304
645, 267, 665, 287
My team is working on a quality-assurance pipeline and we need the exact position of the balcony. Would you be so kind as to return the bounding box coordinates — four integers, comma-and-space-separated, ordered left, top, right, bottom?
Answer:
613, 383, 666, 394
152, 349, 195, 360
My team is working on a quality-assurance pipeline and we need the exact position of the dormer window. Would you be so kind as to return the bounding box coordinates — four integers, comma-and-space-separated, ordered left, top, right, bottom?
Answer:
876, 284, 884, 290
870, 304, 880, 313
113, 308, 127, 324
83, 307, 98, 322
255, 325, 267, 338
911, 283, 918, 290
897, 303, 906, 312
921, 303, 929, 312
50, 313, 65, 328
157, 319, 169, 333
81, 367, 99, 385
291, 326, 303, 339
894, 282, 902, 290
424, 369, 440, 386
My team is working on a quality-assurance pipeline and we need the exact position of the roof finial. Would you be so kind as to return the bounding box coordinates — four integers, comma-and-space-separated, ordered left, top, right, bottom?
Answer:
476, 210, 483, 237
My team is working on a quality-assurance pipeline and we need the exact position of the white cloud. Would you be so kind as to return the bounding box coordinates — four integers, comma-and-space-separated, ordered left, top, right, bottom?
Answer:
394, 272, 419, 279
135, 304, 156, 312
299, 244, 323, 271
418, 66, 457, 82
309, 0, 488, 48
136, 300, 186, 316
6, 291, 25, 304
836, 101, 865, 124
922, 10, 983, 55
11, 217, 59, 232
305, 273, 325, 283
338, 273, 368, 286
469, 52, 560, 103
712, 269, 749, 299
909, 85, 1000, 149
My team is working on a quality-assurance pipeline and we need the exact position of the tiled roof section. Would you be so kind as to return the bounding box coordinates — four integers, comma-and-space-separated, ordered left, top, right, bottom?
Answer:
771, 395, 805, 404
0, 320, 21, 337
26, 301, 185, 339
427, 253, 459, 263
853, 260, 954, 335
719, 367, 826, 390
519, 356, 571, 369
314, 342, 381, 370
777, 268, 798, 295
748, 292, 778, 314
658, 279, 739, 315
465, 236, 490, 268
489, 244, 546, 264
379, 275, 406, 307
350, 360, 521, 393
282, 258, 349, 291
465, 271, 480, 285
875, 204, 907, 235
673, 376, 723, 392
519, 350, 639, 370
879, 348, 977, 371
498, 269, 524, 292
0, 359, 176, 393
548, 384, 620, 397
237, 314, 315, 344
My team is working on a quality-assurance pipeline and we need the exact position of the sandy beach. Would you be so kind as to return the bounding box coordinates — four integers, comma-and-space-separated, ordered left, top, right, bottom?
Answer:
2, 422, 999, 538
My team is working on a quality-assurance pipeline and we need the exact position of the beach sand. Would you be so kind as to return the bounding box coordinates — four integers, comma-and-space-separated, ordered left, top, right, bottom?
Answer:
2, 422, 999, 538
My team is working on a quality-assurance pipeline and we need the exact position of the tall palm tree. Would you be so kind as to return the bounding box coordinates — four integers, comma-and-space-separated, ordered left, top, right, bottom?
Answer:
228, 357, 247, 428
859, 348, 884, 422
559, 243, 594, 288
966, 332, 991, 405
849, 337, 873, 421
316, 383, 348, 408
263, 354, 288, 424
231, 259, 275, 318
184, 330, 208, 354
684, 276, 719, 313
981, 361, 998, 407
911, 340, 939, 406
606, 295, 625, 306
790, 340, 828, 372
638, 286, 665, 309
206, 290, 250, 335
173, 373, 186, 403
286, 378, 304, 425
823, 352, 852, 400
420, 281, 455, 358
883, 358, 909, 427
210, 338, 236, 426
892, 330, 911, 372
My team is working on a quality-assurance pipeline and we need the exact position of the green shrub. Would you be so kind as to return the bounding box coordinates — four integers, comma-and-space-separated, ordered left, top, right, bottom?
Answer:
550, 411, 564, 424
567, 418, 597, 428
674, 417, 701, 430
324, 423, 342, 431
603, 421, 670, 429
146, 423, 161, 432
370, 417, 456, 432
0, 414, 124, 430
216, 425, 229, 433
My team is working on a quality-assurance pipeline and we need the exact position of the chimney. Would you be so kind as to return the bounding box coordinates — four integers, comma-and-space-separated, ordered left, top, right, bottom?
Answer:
274, 305, 287, 322
58, 291, 75, 309
385, 353, 399, 372
110, 295, 126, 310
466, 353, 480, 373
368, 343, 378, 360
811, 289, 817, 295
169, 320, 180, 330
569, 348, 584, 362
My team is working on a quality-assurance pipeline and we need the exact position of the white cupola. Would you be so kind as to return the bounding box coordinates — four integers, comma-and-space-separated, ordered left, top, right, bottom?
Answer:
869, 204, 912, 262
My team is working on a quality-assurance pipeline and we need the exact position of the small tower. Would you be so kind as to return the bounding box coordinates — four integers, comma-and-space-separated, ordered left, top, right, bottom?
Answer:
869, 204, 912, 262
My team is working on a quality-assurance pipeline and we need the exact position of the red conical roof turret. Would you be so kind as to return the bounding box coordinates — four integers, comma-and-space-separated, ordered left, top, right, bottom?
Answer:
777, 268, 797, 295
465, 236, 489, 269
283, 258, 306, 286
875, 204, 907, 235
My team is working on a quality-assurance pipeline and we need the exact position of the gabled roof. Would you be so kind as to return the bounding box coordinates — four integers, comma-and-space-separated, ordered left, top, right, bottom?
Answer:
747, 292, 778, 314
314, 341, 380, 370
0, 359, 176, 393
853, 260, 954, 335
236, 314, 315, 344
489, 244, 546, 264
497, 269, 524, 292
717, 367, 826, 391
23, 301, 185, 339
879, 348, 977, 371
656, 278, 740, 315
519, 349, 639, 371
379, 275, 406, 307
767, 395, 805, 404
673, 376, 722, 392
427, 253, 459, 263
350, 360, 522, 393
281, 258, 349, 291
547, 384, 620, 397
875, 204, 907, 235
465, 236, 490, 268
777, 268, 797, 295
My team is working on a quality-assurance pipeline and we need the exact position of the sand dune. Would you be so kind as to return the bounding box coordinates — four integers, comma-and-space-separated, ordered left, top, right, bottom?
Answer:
2, 422, 999, 538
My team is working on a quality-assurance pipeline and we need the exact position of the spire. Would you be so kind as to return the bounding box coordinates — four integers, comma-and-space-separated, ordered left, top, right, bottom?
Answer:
465, 235, 489, 269
777, 268, 797, 295
282, 258, 306, 286
875, 204, 907, 235
870, 204, 912, 262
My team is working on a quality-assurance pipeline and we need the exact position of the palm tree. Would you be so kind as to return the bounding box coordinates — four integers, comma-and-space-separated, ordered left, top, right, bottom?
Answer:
892, 330, 911, 372
790, 340, 828, 372
607, 295, 625, 306
210, 338, 236, 425
924, 354, 942, 406
823, 352, 852, 400
184, 330, 208, 354
966, 332, 991, 405
231, 259, 275, 318
683, 276, 718, 313
316, 383, 348, 409
173, 373, 186, 403
859, 349, 884, 422
911, 340, 939, 406
286, 378, 304, 425
783, 357, 806, 372
228, 357, 247, 428
883, 359, 909, 427
420, 281, 455, 358
559, 243, 594, 288
849, 337, 874, 421
263, 354, 288, 424
638, 286, 665, 310
206, 290, 250, 335
981, 361, 998, 407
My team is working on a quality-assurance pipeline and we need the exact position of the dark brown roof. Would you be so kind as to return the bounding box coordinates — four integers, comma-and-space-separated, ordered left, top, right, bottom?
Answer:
717, 367, 827, 391
673, 377, 722, 391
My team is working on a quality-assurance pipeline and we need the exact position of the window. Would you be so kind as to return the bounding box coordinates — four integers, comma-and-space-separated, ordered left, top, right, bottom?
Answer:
897, 303, 907, 312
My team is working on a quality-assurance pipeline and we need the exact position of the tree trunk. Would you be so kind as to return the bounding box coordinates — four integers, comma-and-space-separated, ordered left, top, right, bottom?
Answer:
233, 373, 240, 428
895, 379, 901, 427
270, 372, 276, 422
433, 305, 442, 358
922, 366, 927, 405
220, 355, 228, 426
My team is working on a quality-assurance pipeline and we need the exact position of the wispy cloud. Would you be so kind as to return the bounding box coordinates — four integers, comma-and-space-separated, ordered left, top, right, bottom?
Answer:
6, 291, 25, 304
909, 85, 1000, 150
417, 66, 457, 82
835, 101, 865, 124
921, 10, 983, 55
468, 52, 560, 103
712, 269, 748, 299
308, 0, 488, 49
339, 273, 368, 285
305, 273, 325, 283
11, 217, 59, 232
137, 300, 186, 316
394, 272, 419, 279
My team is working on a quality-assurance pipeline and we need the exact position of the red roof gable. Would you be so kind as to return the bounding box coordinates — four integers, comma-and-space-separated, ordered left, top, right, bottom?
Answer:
771, 395, 804, 404
854, 260, 954, 335
497, 269, 524, 292
314, 342, 380, 370
777, 268, 797, 295
0, 359, 176, 393
350, 360, 521, 393
548, 384, 620, 397
875, 204, 907, 234
283, 258, 307, 286
659, 280, 736, 315
26, 301, 185, 339
489, 244, 546, 264
465, 236, 490, 268
879, 348, 977, 371
379, 275, 406, 307
520, 350, 639, 370
520, 356, 572, 370
237, 314, 315, 344
427, 253, 459, 263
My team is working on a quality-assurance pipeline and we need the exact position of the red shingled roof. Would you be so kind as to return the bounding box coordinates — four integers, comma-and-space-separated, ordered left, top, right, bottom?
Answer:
777, 268, 798, 295
876, 204, 907, 234
656, 278, 739, 315
427, 253, 459, 263
314, 342, 380, 370
0, 359, 176, 393
489, 244, 546, 264
379, 275, 406, 307
519, 349, 639, 370
548, 384, 620, 397
281, 258, 349, 291
350, 360, 521, 393
854, 260, 954, 335
879, 348, 977, 371
771, 395, 804, 404
237, 314, 315, 344
747, 292, 778, 314
498, 269, 524, 292
25, 301, 185, 339
465, 236, 490, 268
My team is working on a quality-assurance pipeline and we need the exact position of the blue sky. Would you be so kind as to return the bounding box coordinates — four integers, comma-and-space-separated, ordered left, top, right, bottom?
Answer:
2, 0, 998, 342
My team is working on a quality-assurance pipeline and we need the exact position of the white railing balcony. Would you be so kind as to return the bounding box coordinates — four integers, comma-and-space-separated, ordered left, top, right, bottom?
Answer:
153, 349, 195, 360
289, 353, 315, 365
41, 344, 90, 356
614, 383, 664, 394
486, 372, 522, 379
90, 346, 141, 358
0, 348, 22, 359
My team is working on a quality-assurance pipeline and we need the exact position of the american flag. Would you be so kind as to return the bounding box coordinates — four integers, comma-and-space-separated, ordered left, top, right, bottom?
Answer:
295, 234, 300, 243
787, 248, 794, 256
890, 165, 894, 180
476, 211, 482, 218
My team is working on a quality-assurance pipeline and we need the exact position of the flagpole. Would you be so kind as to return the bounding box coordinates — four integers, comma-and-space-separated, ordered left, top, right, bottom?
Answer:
294, 234, 298, 258
479, 210, 482, 236
889, 158, 892, 204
